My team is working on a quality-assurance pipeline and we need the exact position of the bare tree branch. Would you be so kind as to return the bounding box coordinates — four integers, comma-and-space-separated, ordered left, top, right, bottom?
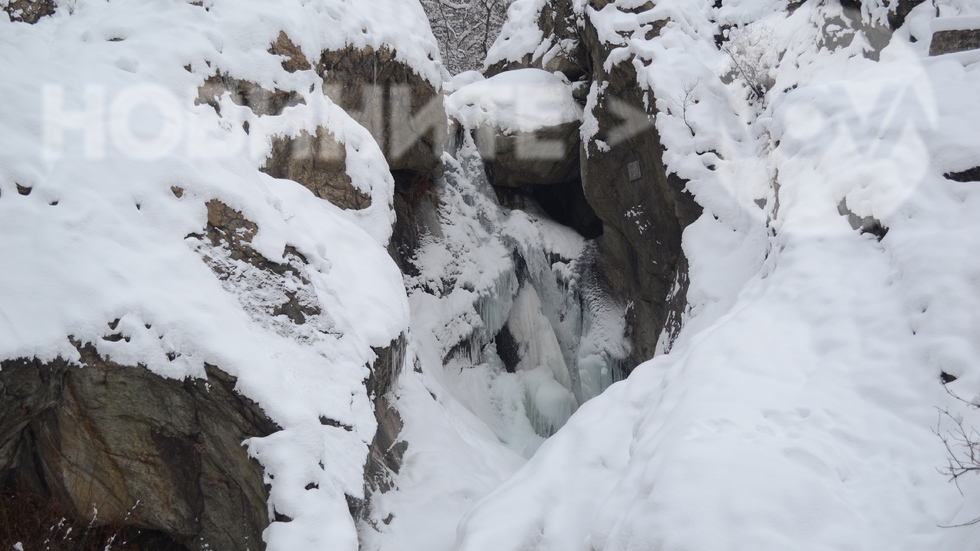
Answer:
420, 0, 510, 74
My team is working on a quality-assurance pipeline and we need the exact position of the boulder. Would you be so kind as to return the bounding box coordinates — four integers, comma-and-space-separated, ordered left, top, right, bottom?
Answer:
479, 121, 581, 188
447, 68, 600, 237
193, 33, 372, 213
3, 0, 54, 24
479, 0, 701, 368
930, 28, 980, 55
448, 69, 583, 188
484, 0, 589, 81
0, 346, 276, 551
318, 46, 446, 176
261, 128, 372, 211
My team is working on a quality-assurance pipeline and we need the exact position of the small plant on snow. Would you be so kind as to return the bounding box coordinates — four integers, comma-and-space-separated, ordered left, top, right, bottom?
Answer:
722, 23, 781, 102
668, 78, 700, 137
936, 387, 980, 527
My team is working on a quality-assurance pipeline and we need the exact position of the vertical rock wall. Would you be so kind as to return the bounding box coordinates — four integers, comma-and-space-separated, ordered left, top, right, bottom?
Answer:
482, 0, 702, 369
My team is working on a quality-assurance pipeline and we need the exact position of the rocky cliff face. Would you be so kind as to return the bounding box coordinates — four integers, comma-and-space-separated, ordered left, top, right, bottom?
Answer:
0, 1, 431, 549
0, 349, 275, 550
480, 0, 701, 368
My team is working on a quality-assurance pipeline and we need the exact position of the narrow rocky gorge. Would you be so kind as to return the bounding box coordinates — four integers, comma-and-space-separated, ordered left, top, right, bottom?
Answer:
5, 0, 978, 549
0, 0, 698, 546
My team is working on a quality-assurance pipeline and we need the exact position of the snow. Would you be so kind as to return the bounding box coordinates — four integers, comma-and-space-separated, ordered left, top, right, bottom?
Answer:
931, 16, 980, 33
483, 0, 550, 69
446, 68, 582, 133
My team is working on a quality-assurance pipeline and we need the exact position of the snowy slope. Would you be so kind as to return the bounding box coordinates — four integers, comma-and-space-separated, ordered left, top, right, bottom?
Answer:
450, 1, 980, 550
0, 1, 443, 549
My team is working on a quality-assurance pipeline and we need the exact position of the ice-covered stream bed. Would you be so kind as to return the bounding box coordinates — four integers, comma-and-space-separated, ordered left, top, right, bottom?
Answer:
406, 134, 629, 457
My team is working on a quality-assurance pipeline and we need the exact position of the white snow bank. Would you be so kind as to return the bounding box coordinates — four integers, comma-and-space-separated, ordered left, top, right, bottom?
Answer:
483, 0, 551, 69
931, 16, 980, 33
446, 68, 582, 133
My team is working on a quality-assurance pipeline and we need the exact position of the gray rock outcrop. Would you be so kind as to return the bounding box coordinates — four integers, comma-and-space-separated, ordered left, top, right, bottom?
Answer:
479, 121, 582, 188
318, 46, 446, 176
930, 27, 980, 56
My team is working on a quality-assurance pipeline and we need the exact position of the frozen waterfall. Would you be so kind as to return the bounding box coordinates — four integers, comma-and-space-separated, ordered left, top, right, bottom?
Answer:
405, 133, 628, 457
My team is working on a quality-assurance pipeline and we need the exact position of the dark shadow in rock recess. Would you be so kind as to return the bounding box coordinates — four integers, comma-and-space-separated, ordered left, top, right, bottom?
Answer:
493, 325, 521, 374
389, 170, 443, 277
530, 178, 604, 239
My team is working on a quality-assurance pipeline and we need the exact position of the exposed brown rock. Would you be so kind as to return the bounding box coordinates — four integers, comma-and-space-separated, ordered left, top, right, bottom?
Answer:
3, 0, 54, 24
192, 200, 328, 334
269, 31, 311, 73
318, 46, 446, 175
261, 127, 372, 211
0, 346, 276, 550
195, 74, 304, 117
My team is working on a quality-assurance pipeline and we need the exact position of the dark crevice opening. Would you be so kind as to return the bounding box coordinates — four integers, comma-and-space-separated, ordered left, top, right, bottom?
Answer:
493, 180, 604, 240
493, 325, 521, 374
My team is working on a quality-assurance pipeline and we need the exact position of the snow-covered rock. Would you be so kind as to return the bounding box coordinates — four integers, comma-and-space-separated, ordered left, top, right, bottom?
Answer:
478, 0, 702, 368
447, 69, 583, 189
0, 0, 443, 548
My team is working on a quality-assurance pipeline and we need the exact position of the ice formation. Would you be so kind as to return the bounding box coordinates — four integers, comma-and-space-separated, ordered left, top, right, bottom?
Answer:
404, 133, 628, 452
